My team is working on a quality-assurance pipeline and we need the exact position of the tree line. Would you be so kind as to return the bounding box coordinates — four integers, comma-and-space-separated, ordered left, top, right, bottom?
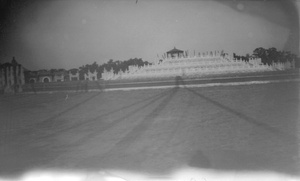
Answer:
234, 47, 299, 66
79, 58, 151, 79
44, 58, 152, 79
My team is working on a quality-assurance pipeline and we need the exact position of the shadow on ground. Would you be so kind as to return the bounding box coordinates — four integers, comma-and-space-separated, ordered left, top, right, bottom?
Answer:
0, 76, 299, 179
177, 76, 300, 175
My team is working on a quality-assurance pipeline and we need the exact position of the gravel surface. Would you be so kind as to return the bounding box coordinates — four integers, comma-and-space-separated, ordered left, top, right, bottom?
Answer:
0, 79, 299, 180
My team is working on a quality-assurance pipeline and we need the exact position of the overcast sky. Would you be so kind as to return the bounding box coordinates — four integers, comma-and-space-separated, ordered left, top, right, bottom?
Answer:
1, 0, 299, 70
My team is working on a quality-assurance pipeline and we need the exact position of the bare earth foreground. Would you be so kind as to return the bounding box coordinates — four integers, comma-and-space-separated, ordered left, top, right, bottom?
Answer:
0, 79, 299, 180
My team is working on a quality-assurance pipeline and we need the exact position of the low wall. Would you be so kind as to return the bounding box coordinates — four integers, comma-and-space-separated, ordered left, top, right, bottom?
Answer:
22, 80, 105, 93
19, 69, 299, 93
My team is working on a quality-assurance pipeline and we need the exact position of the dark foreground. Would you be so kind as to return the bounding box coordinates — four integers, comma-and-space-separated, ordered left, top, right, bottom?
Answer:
0, 78, 299, 180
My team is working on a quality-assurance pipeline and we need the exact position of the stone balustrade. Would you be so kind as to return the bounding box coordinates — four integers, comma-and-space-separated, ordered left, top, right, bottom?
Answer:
101, 54, 295, 80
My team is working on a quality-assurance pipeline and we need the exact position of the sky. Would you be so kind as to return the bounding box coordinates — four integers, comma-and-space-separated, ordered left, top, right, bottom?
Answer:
0, 0, 299, 70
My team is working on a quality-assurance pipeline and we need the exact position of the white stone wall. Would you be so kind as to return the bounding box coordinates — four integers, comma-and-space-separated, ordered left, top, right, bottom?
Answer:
69, 71, 79, 81
101, 55, 295, 80
53, 72, 65, 82
84, 70, 98, 81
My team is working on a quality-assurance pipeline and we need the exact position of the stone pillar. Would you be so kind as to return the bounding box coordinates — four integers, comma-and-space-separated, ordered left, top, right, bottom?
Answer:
6, 67, 9, 86
0, 69, 3, 85
0, 69, 3, 92
292, 59, 295, 69
20, 66, 25, 85
10, 66, 14, 86
17, 65, 24, 92
5, 67, 10, 92
15, 65, 19, 92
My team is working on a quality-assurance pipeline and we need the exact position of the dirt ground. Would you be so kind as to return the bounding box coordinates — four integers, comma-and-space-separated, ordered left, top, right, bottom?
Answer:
0, 81, 299, 180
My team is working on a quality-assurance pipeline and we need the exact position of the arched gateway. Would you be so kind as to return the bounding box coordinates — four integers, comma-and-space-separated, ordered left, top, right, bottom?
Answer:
43, 77, 50, 83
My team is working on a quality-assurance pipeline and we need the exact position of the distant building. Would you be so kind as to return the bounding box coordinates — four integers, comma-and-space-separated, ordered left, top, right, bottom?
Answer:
53, 71, 65, 82
25, 68, 100, 83
0, 57, 25, 93
38, 70, 53, 83
25, 69, 68, 83
27, 71, 38, 83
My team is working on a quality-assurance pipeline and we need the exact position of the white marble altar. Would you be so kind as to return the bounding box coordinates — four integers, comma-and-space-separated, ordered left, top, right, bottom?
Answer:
101, 50, 295, 80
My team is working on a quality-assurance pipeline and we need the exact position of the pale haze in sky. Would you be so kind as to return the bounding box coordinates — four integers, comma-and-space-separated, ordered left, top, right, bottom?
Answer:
2, 0, 299, 70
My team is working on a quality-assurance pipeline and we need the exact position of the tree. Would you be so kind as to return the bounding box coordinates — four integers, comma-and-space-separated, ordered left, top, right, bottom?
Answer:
252, 47, 299, 66
266, 47, 279, 64
253, 47, 268, 64
90, 61, 98, 73
81, 58, 152, 79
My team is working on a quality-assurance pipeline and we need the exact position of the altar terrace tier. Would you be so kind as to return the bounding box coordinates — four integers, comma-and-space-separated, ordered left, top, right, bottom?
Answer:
102, 50, 295, 80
